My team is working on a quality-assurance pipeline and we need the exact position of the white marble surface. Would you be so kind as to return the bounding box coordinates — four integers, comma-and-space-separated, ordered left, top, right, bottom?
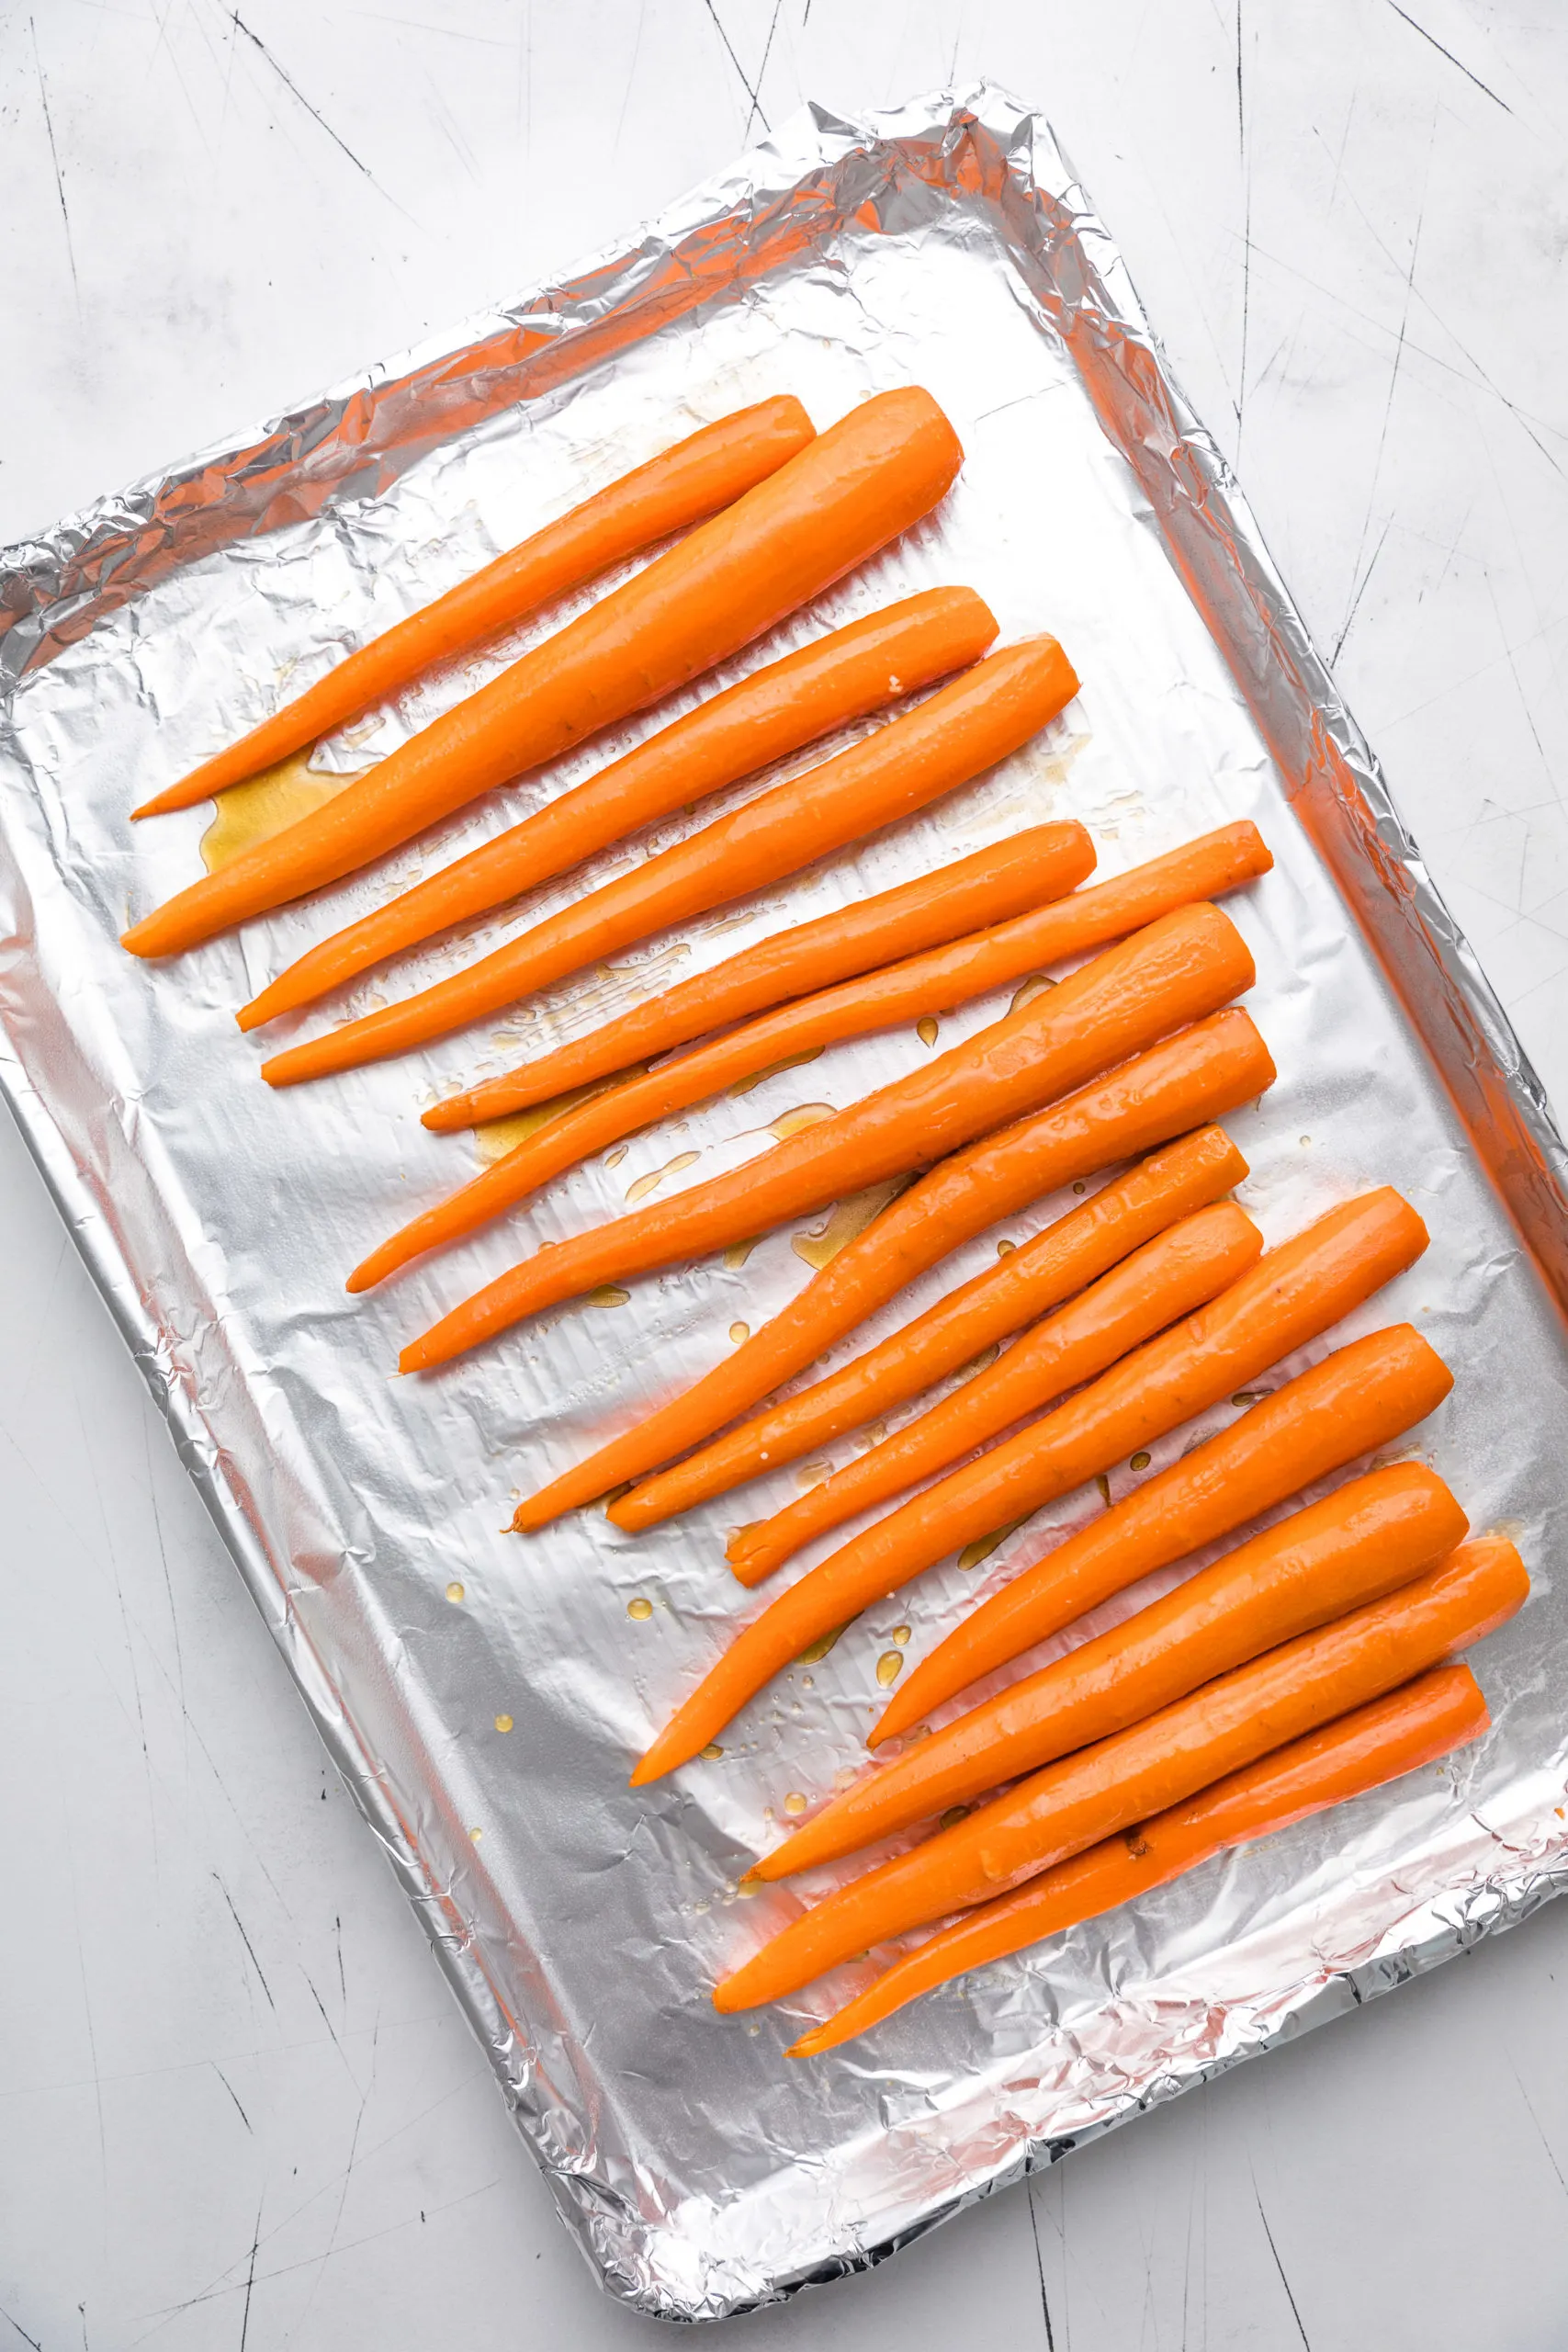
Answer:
3, 4, 1567, 2345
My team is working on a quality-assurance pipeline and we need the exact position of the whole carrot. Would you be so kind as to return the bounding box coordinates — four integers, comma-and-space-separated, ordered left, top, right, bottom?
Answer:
132, 397, 818, 820
630, 1188, 1428, 1782
121, 387, 964, 956
619, 1125, 1249, 1543
713, 1539, 1526, 2010
715, 1203, 1266, 1579
259, 636, 1080, 1086
241, 588, 1001, 1028
788, 1664, 1489, 2054
401, 903, 1255, 1369
755, 1463, 1468, 1880
347, 820, 1095, 1290
875, 1323, 1455, 1743
512, 1008, 1277, 1531
432, 818, 1272, 1132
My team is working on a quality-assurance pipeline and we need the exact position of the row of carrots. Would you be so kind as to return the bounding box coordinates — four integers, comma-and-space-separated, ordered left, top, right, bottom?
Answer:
123, 383, 1522, 2057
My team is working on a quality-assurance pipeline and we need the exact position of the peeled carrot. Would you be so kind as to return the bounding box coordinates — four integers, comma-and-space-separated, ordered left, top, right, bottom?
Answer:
630, 1188, 1428, 1782
755, 1463, 1468, 1881
618, 1125, 1249, 1544
132, 398, 818, 820
432, 818, 1272, 1133
713, 1539, 1526, 2010
259, 636, 1079, 1086
875, 1322, 1455, 1743
402, 903, 1255, 1370
121, 387, 964, 957
353, 818, 1269, 1289
345, 820, 1093, 1291
787, 1663, 1489, 2054
717, 1203, 1265, 1579
240, 588, 1001, 1028
512, 1008, 1277, 1531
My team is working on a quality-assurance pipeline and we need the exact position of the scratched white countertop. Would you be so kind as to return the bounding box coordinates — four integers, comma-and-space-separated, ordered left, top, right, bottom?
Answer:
3, 6, 1567, 2346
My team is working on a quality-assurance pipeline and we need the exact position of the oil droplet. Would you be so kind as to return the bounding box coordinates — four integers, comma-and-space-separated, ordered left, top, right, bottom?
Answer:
783, 1791, 808, 1816
1009, 971, 1056, 1016
792, 1175, 911, 1271
916, 1016, 940, 1047
1095, 1474, 1112, 1506
728, 1321, 750, 1346
795, 1459, 833, 1491
996, 1238, 1018, 1257
473, 1072, 634, 1167
469, 1826, 483, 1842
604, 1145, 629, 1170
1130, 1450, 1151, 1472
875, 1650, 904, 1687
800, 1674, 814, 1690
727, 1046, 824, 1098
626, 1149, 700, 1204
700, 1742, 724, 1761
955, 1343, 998, 1381
446, 1580, 465, 1603
586, 1284, 631, 1308
723, 1236, 761, 1270
626, 1595, 654, 1621
1232, 1388, 1271, 1408
1071, 1180, 1088, 1194
199, 750, 349, 871
768, 1102, 835, 1142
1300, 1135, 1312, 1147
494, 1713, 513, 1734
797, 1619, 856, 1664
890, 1624, 911, 1646
958, 1519, 1026, 1571
939, 1805, 971, 1830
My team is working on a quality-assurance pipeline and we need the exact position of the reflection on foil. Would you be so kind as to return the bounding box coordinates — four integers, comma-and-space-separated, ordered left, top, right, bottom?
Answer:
2, 85, 1567, 2322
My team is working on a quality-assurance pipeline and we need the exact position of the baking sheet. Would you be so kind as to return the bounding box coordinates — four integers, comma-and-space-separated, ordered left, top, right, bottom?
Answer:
2, 85, 1567, 2322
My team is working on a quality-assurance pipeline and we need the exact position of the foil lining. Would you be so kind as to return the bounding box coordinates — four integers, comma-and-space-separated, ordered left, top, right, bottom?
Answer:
3, 85, 1567, 2321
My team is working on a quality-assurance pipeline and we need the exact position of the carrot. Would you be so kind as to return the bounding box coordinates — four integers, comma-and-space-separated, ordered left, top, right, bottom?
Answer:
131, 398, 818, 820
787, 1663, 1488, 2054
716, 1203, 1265, 1579
618, 1125, 1250, 1542
713, 1538, 1526, 2010
259, 636, 1079, 1086
630, 1188, 1428, 1782
755, 1463, 1468, 1881
352, 819, 1269, 1288
512, 1008, 1277, 1531
875, 1322, 1455, 1743
401, 902, 1255, 1370
431, 818, 1273, 1133
240, 588, 1001, 1028
347, 821, 1095, 1290
121, 387, 964, 956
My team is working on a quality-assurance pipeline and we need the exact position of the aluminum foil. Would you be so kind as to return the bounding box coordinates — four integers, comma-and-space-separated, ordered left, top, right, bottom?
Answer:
3, 85, 1567, 2322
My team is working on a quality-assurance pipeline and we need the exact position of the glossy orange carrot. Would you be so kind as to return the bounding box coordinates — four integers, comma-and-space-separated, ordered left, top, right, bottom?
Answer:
402, 902, 1254, 1369
875, 1323, 1454, 1743
618, 1125, 1249, 1543
714, 1539, 1526, 2010
132, 398, 818, 820
260, 636, 1079, 1086
121, 387, 964, 956
756, 1464, 1468, 1881
788, 1664, 1488, 2054
631, 1188, 1427, 1782
512, 1009, 1277, 1531
240, 588, 1001, 1028
712, 1204, 1266, 1578
346, 820, 1093, 1291
432, 819, 1272, 1132
719, 1201, 1263, 1580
